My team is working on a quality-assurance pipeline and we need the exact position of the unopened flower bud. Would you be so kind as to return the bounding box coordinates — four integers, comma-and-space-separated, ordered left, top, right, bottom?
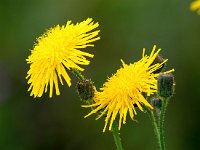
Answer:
151, 98, 162, 109
77, 79, 95, 100
151, 55, 166, 74
157, 74, 174, 98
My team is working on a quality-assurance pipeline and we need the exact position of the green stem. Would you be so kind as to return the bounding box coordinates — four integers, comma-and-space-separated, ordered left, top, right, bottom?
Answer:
72, 68, 85, 80
144, 106, 161, 149
72, 68, 124, 150
112, 121, 123, 150
159, 98, 169, 150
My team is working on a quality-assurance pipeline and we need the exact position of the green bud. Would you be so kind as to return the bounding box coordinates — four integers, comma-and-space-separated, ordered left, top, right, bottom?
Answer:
157, 74, 174, 98
151, 98, 162, 109
77, 79, 95, 100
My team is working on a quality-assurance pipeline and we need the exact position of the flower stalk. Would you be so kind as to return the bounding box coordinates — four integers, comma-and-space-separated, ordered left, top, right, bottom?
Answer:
112, 121, 123, 150
74, 68, 124, 150
146, 98, 169, 150
143, 106, 160, 147
146, 73, 174, 150
159, 97, 169, 150
72, 68, 85, 80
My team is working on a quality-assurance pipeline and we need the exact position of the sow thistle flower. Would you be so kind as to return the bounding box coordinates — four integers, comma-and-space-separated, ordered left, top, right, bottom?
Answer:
26, 18, 100, 98
83, 45, 174, 132
190, 0, 200, 14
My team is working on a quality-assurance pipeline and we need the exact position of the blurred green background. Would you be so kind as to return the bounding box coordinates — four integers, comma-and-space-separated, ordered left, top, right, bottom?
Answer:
0, 0, 199, 149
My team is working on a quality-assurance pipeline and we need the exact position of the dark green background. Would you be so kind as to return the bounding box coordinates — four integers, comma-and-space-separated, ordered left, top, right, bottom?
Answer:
0, 0, 199, 149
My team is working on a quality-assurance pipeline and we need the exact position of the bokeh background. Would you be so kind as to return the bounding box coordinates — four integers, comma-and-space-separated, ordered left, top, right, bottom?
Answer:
0, 0, 199, 149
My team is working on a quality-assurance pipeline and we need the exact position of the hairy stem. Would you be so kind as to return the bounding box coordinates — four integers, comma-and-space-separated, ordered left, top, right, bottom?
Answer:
159, 98, 169, 150
144, 106, 161, 149
72, 68, 85, 80
112, 121, 123, 150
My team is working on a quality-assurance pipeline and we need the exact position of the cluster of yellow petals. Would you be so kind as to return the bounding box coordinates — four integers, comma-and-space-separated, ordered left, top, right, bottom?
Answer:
83, 45, 174, 132
190, 0, 200, 14
26, 18, 100, 98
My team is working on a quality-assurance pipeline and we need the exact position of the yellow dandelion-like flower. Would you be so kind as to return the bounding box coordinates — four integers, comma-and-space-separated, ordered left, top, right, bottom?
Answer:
26, 18, 100, 98
83, 45, 174, 132
190, 0, 200, 14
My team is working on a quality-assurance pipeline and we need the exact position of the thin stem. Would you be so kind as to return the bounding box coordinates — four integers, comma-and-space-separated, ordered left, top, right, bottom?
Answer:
72, 68, 85, 80
72, 68, 123, 150
159, 98, 169, 150
143, 106, 161, 149
112, 121, 123, 150
72, 68, 124, 150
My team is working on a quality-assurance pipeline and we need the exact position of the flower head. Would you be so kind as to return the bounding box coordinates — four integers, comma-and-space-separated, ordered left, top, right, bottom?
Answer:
190, 0, 200, 14
26, 18, 100, 98
83, 45, 174, 132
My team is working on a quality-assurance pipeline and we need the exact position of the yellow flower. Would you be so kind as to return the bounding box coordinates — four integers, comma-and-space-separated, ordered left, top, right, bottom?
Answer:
83, 45, 174, 132
190, 0, 200, 14
26, 18, 100, 98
